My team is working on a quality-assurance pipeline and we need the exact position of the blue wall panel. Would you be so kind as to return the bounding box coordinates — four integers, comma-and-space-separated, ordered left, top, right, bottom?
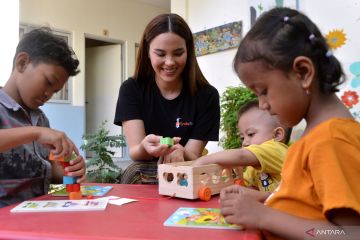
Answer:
41, 103, 85, 156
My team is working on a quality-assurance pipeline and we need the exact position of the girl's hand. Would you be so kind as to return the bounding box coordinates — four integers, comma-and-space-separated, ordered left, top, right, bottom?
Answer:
65, 153, 87, 183
220, 185, 267, 228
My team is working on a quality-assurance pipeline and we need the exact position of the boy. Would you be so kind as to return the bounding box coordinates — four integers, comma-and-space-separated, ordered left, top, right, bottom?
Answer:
0, 28, 86, 207
193, 99, 291, 193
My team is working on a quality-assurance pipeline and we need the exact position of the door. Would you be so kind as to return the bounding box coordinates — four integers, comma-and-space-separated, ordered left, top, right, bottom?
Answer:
85, 42, 123, 158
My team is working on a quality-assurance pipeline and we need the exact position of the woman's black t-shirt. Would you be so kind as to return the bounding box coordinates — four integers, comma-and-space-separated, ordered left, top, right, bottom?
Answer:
114, 78, 220, 146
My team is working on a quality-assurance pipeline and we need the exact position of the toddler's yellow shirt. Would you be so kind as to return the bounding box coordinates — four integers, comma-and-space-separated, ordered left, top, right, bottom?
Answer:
244, 140, 288, 192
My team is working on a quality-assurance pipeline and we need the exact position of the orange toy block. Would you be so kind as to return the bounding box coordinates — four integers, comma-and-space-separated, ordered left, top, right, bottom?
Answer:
49, 152, 65, 162
49, 151, 77, 162
69, 191, 82, 200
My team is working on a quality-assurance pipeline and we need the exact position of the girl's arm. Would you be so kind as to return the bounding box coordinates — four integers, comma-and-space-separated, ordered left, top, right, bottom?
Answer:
220, 185, 360, 240
258, 206, 359, 239
192, 148, 260, 168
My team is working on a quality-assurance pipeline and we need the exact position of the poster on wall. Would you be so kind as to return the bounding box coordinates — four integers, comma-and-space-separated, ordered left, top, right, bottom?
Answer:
193, 21, 242, 57
341, 61, 360, 121
250, 0, 300, 26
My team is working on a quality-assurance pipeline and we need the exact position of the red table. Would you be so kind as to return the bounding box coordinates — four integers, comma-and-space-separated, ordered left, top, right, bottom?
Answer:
0, 184, 261, 240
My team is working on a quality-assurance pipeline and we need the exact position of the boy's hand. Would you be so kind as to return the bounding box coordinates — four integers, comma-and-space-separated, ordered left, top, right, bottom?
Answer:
64, 153, 86, 183
220, 185, 266, 228
35, 127, 75, 158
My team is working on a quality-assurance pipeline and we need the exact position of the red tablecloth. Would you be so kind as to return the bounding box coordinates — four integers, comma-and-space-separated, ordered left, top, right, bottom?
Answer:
0, 183, 261, 240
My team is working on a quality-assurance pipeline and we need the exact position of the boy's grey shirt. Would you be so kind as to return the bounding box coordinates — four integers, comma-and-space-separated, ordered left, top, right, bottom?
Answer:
0, 89, 52, 207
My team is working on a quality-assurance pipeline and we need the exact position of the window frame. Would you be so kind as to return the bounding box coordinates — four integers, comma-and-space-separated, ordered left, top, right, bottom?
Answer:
19, 23, 73, 104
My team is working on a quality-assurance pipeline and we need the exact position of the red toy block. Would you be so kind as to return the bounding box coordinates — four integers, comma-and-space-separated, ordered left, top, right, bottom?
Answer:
61, 162, 70, 167
66, 184, 81, 193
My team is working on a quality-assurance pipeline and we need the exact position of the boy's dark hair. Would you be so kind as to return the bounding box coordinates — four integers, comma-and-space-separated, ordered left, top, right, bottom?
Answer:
234, 7, 344, 94
238, 99, 292, 144
13, 27, 80, 76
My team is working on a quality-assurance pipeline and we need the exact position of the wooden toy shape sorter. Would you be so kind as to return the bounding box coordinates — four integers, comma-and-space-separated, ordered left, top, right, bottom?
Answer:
158, 161, 236, 201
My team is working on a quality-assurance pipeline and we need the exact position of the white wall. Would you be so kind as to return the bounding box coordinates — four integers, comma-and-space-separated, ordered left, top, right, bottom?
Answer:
173, 0, 360, 153
173, 0, 249, 96
172, 0, 249, 153
20, 0, 168, 106
19, 0, 169, 156
0, 0, 19, 87
302, 0, 360, 92
190, 0, 250, 153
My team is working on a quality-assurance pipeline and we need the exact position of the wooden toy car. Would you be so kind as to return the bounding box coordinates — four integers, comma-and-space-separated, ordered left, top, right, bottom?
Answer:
158, 161, 237, 201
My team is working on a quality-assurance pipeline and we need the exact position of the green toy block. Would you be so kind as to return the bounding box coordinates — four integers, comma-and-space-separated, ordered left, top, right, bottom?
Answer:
64, 152, 77, 162
160, 137, 174, 147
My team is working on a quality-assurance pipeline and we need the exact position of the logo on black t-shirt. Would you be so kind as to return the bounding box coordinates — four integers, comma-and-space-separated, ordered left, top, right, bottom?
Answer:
175, 118, 193, 128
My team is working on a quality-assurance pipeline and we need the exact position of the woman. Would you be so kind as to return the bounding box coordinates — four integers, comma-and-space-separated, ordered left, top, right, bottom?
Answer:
114, 13, 220, 184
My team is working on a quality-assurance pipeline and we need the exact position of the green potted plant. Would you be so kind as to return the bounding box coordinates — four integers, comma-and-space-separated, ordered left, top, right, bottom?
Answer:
220, 86, 257, 149
81, 120, 126, 183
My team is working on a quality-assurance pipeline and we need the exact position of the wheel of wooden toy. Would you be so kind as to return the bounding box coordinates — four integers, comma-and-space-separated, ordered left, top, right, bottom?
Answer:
198, 187, 211, 201
234, 179, 245, 186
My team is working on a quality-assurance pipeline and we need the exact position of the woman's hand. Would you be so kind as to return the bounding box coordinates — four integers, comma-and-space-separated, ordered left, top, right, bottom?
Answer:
163, 143, 185, 163
142, 134, 180, 158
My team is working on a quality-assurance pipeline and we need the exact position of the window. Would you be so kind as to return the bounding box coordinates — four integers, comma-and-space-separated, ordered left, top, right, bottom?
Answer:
19, 23, 73, 103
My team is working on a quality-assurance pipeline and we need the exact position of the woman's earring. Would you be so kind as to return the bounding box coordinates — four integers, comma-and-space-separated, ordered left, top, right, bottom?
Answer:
305, 89, 311, 96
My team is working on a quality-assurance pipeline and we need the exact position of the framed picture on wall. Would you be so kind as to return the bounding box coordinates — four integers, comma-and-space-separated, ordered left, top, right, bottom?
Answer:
193, 21, 242, 57
19, 23, 73, 103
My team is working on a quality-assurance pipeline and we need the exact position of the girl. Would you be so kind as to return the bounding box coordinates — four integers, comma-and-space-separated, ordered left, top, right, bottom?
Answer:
220, 7, 360, 239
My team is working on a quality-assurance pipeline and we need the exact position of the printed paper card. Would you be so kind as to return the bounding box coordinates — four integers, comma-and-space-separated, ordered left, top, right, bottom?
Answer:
97, 196, 138, 206
164, 207, 242, 230
10, 199, 108, 213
